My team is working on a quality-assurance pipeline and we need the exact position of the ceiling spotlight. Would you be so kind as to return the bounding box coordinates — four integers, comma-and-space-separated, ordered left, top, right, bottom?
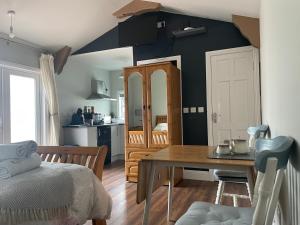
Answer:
7, 10, 16, 39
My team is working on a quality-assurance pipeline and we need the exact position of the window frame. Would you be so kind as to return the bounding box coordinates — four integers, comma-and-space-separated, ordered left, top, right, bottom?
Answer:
0, 60, 44, 144
118, 90, 125, 120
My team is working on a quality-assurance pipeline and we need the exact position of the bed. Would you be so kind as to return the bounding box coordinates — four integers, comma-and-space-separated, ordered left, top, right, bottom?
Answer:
0, 146, 111, 225
128, 115, 168, 145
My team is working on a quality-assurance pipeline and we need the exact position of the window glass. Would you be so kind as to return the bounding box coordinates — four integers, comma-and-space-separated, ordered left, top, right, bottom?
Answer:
10, 75, 37, 142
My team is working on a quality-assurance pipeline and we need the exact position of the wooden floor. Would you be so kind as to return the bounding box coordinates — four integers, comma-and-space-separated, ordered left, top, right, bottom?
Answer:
86, 161, 250, 225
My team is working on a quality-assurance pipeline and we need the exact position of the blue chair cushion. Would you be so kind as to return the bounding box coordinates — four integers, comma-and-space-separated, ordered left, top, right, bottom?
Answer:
175, 202, 254, 225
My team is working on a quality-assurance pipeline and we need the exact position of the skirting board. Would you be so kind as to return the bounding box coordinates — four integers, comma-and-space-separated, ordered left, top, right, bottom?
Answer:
183, 169, 215, 181
112, 154, 125, 162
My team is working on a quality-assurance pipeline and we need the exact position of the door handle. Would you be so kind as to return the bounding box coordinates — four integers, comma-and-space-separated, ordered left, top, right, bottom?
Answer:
212, 113, 218, 123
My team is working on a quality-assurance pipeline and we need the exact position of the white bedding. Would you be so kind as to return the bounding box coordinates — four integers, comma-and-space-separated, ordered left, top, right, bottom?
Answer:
15, 162, 112, 225
153, 123, 168, 131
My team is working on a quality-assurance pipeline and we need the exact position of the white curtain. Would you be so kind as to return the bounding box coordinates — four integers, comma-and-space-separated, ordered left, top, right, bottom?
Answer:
40, 54, 60, 145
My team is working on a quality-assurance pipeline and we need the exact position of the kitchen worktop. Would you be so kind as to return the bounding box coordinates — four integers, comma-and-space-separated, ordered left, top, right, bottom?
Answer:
63, 123, 124, 128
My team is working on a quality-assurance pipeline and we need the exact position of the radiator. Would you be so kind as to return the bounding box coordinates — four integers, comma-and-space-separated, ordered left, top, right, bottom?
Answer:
287, 163, 300, 225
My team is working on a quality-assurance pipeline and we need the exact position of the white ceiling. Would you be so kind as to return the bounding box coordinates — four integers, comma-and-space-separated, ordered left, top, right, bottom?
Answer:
0, 0, 260, 52
70, 47, 133, 71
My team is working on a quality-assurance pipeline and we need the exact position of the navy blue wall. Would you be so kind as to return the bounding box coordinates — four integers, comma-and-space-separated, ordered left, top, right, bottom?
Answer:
75, 12, 250, 145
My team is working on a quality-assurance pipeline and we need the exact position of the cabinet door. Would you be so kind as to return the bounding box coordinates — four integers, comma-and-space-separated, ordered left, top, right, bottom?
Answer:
146, 65, 169, 148
111, 126, 119, 157
118, 125, 125, 155
124, 68, 147, 148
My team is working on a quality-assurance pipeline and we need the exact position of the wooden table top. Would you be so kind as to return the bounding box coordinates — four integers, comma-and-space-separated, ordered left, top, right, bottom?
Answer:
142, 145, 254, 167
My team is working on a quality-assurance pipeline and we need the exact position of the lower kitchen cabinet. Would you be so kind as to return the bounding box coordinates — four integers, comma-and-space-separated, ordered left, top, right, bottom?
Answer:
111, 124, 125, 162
97, 126, 111, 165
63, 124, 125, 165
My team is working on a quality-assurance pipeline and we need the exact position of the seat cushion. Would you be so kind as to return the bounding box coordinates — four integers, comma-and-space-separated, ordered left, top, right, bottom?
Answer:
214, 170, 247, 182
175, 201, 254, 225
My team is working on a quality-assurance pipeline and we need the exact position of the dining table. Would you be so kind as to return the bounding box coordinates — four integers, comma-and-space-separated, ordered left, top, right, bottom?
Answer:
136, 145, 255, 225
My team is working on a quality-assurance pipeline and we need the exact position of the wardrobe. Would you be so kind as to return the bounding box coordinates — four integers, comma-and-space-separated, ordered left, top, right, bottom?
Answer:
123, 61, 182, 182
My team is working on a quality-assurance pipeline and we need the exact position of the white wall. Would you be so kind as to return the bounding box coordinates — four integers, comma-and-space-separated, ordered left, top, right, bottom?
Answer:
56, 57, 111, 125
110, 70, 124, 118
260, 0, 300, 224
0, 39, 41, 68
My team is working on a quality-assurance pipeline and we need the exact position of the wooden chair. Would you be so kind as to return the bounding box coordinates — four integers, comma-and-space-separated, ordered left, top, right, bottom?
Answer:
215, 124, 269, 206
37, 145, 108, 225
176, 136, 294, 225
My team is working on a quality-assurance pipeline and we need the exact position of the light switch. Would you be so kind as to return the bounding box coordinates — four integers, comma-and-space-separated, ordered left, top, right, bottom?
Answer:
183, 108, 189, 114
198, 107, 205, 113
190, 107, 197, 113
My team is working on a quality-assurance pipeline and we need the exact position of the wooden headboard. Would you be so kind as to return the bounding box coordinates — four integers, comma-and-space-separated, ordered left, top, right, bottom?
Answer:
156, 115, 167, 125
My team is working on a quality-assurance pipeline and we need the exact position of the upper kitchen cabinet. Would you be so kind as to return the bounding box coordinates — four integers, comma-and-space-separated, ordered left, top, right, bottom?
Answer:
123, 62, 182, 182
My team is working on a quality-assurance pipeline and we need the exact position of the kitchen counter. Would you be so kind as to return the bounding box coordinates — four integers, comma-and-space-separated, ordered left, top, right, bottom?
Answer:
62, 122, 124, 128
63, 123, 125, 165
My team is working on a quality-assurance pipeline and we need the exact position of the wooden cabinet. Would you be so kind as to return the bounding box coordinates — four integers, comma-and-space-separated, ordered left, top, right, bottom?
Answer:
124, 62, 183, 182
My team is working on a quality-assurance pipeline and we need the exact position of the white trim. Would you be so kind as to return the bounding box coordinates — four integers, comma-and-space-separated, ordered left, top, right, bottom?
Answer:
183, 169, 215, 181
205, 46, 261, 146
1, 67, 43, 144
137, 55, 183, 144
0, 59, 40, 74
137, 55, 182, 70
117, 90, 125, 120
111, 154, 125, 162
0, 67, 3, 143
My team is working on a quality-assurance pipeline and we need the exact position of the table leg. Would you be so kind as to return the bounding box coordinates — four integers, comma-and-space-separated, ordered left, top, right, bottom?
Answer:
246, 167, 254, 203
167, 166, 175, 222
142, 162, 156, 225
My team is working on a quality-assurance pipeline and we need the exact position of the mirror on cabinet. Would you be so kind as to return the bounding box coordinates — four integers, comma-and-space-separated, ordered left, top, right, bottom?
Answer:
127, 72, 144, 144
150, 69, 168, 145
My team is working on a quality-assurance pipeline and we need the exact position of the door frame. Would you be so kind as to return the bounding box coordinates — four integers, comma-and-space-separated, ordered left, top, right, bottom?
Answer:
206, 46, 261, 146
0, 61, 42, 144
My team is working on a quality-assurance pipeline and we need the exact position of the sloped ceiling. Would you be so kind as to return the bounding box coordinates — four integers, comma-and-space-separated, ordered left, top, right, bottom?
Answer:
0, 0, 260, 52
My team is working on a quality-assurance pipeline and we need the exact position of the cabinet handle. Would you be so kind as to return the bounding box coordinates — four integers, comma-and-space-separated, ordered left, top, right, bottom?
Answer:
148, 105, 151, 110
143, 105, 146, 110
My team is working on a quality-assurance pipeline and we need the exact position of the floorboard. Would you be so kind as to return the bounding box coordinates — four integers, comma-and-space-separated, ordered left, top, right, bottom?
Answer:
85, 161, 251, 225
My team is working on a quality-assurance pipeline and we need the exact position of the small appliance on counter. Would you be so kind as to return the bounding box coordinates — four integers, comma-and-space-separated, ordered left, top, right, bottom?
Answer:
103, 115, 112, 124
70, 108, 84, 125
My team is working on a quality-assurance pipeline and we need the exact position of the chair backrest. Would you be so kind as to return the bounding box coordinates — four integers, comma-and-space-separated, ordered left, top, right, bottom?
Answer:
247, 125, 269, 149
247, 124, 269, 139
252, 136, 294, 225
37, 145, 107, 180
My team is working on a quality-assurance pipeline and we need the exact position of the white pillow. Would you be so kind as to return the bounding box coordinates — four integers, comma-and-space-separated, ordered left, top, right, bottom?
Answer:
154, 123, 168, 131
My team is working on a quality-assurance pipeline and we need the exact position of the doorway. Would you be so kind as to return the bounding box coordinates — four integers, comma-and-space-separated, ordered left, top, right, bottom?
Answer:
0, 64, 42, 144
206, 46, 261, 146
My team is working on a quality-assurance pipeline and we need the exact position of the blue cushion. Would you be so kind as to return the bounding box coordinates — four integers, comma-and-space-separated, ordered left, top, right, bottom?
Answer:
175, 201, 254, 225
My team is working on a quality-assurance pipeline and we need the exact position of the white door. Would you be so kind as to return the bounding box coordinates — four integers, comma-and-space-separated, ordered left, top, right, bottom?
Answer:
0, 67, 42, 144
206, 46, 261, 146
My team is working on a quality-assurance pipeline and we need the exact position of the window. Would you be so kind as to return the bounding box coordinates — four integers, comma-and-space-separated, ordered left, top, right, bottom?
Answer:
0, 65, 42, 144
118, 91, 125, 120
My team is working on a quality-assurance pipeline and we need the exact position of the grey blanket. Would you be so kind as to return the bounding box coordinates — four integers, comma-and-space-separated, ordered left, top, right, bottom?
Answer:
0, 164, 74, 225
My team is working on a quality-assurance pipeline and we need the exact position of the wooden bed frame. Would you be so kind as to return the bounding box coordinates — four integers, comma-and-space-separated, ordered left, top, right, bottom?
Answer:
128, 115, 168, 145
37, 145, 108, 225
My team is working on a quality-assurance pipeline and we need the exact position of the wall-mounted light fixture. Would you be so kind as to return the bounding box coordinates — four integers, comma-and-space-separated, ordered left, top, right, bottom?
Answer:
7, 10, 16, 39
